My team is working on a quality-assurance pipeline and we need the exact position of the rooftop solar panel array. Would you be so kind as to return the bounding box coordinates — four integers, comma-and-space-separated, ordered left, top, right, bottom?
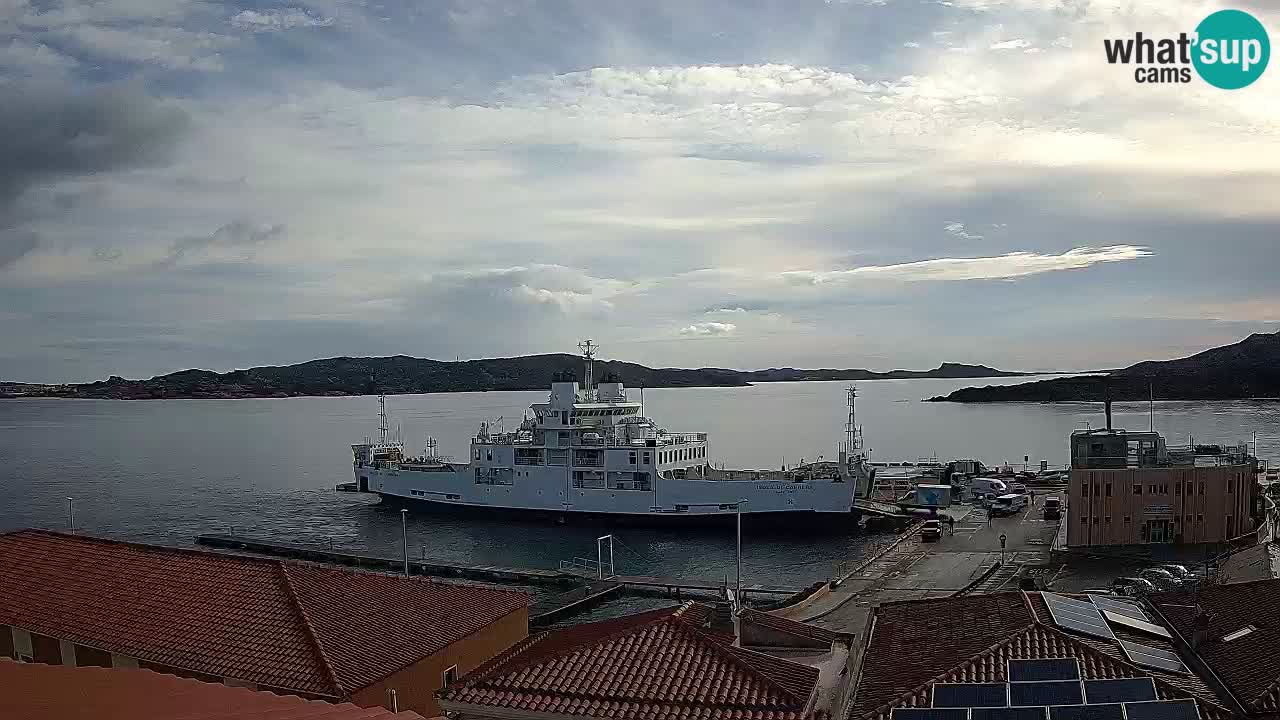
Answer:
1041, 593, 1116, 642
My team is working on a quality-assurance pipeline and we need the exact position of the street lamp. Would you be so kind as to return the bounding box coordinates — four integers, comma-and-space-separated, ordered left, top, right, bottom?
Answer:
400, 508, 410, 577
736, 499, 748, 603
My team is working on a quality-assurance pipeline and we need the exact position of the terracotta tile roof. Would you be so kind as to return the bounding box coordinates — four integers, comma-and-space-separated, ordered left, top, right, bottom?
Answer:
852, 591, 1234, 720
1151, 578, 1280, 713
0, 660, 425, 720
0, 529, 528, 698
740, 608, 840, 645
439, 603, 822, 720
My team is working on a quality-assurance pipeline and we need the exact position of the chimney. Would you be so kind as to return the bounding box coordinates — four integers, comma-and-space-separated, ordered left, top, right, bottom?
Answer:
1191, 606, 1212, 650
708, 600, 736, 636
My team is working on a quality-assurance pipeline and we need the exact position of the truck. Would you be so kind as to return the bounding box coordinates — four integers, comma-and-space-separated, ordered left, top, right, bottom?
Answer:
990, 493, 1028, 516
914, 484, 953, 508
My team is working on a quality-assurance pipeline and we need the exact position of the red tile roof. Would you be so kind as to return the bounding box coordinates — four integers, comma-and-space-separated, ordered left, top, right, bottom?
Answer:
439, 603, 823, 720
852, 591, 1234, 720
0, 660, 425, 720
1151, 578, 1280, 714
0, 529, 529, 698
740, 608, 840, 645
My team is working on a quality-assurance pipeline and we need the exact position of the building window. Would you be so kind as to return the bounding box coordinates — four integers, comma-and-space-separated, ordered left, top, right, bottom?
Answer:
643, 452, 650, 464
1186, 514, 1192, 523
1197, 514, 1204, 523
1082, 483, 1089, 498
1093, 517, 1100, 525
1227, 516, 1235, 536
1081, 515, 1088, 525
1134, 484, 1142, 495
1186, 481, 1193, 495
1149, 484, 1157, 495
1200, 482, 1206, 495
443, 665, 458, 687
1105, 483, 1112, 497
1176, 483, 1181, 496
1228, 480, 1234, 494
629, 451, 637, 465
1124, 515, 1131, 524
1105, 516, 1112, 524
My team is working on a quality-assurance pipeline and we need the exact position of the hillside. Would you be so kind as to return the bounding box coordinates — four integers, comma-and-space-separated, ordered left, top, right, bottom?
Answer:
1, 356, 1031, 400
929, 331, 1280, 402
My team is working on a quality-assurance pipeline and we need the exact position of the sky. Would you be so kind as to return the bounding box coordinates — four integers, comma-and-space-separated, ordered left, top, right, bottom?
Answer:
1, 0, 1278, 383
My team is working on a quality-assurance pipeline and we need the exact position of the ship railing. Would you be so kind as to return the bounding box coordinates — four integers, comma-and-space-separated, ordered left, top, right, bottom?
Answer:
661, 433, 707, 445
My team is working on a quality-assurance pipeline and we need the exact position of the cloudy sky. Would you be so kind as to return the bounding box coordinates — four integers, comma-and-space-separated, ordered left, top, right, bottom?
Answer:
2, 0, 1278, 382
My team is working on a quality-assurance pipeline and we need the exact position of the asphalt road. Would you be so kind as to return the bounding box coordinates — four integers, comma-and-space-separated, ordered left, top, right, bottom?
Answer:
800, 500, 1062, 632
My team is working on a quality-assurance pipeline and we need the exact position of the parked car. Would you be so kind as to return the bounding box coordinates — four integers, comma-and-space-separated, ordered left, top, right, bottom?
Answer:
922, 519, 944, 542
1139, 568, 1182, 589
1009, 482, 1028, 494
1159, 564, 1192, 580
1111, 577, 1157, 596
1042, 496, 1062, 520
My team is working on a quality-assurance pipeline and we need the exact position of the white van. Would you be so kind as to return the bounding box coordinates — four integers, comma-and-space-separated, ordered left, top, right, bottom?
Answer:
968, 477, 1009, 501
990, 493, 1028, 516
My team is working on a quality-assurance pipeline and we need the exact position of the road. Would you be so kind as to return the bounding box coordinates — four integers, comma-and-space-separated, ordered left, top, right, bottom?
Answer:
797, 499, 1062, 633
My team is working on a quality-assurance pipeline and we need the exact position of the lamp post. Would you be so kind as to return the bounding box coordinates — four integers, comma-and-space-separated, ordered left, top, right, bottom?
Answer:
736, 499, 748, 603
999, 533, 1007, 566
66, 497, 75, 532
400, 508, 409, 577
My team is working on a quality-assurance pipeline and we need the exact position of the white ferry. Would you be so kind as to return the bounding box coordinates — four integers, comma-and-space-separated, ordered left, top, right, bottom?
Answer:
350, 342, 874, 524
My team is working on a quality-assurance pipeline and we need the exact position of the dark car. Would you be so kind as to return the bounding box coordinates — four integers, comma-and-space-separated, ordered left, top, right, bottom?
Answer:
921, 519, 943, 542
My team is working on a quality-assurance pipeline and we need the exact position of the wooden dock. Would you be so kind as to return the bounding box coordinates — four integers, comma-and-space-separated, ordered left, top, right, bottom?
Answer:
530, 580, 623, 626
195, 533, 568, 586
192, 530, 798, 597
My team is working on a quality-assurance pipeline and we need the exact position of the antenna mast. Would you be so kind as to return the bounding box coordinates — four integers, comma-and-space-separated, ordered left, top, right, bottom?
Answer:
845, 385, 863, 456
378, 392, 389, 445
579, 339, 597, 401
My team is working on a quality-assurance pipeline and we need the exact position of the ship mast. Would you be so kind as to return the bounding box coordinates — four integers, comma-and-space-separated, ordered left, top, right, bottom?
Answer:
845, 385, 863, 457
578, 339, 597, 402
378, 392, 389, 445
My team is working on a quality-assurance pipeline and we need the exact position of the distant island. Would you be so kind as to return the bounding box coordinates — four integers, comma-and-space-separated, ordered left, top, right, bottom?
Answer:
929, 331, 1280, 403
0, 355, 1035, 400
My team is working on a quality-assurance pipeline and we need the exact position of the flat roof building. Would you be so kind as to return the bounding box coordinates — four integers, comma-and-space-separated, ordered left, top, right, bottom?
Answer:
1067, 419, 1259, 547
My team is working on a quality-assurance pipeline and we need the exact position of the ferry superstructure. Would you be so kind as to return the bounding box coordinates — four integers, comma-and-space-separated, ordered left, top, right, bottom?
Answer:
351, 341, 874, 522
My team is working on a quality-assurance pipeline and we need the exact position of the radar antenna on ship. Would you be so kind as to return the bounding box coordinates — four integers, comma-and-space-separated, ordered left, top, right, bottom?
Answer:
845, 385, 864, 457
378, 392, 389, 445
578, 339, 597, 401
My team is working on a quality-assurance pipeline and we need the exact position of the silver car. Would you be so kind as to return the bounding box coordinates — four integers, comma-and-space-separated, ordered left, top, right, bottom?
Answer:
1159, 564, 1192, 580
1139, 567, 1181, 590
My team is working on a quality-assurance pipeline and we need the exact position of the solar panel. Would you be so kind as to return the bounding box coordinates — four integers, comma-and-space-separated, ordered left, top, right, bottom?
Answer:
1119, 640, 1189, 673
1123, 700, 1200, 720
1087, 594, 1149, 621
1048, 704, 1124, 720
892, 709, 970, 720
1042, 593, 1115, 641
1009, 681, 1084, 707
1101, 610, 1172, 639
1009, 659, 1082, 682
1083, 678, 1158, 704
973, 708, 1049, 720
934, 683, 1009, 708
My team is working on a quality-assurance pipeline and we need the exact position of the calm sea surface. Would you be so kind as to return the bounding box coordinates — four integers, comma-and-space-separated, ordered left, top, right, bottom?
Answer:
2, 377, 1277, 596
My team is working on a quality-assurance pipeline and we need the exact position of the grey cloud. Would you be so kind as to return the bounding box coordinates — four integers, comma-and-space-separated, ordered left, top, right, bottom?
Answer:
164, 221, 287, 265
0, 230, 38, 268
0, 81, 189, 262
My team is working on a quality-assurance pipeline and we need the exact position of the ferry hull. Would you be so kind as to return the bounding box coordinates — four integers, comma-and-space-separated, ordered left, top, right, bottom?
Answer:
372, 489, 861, 531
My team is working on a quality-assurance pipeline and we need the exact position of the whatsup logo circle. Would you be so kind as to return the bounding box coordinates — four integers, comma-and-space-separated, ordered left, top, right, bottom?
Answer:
1193, 9, 1270, 89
